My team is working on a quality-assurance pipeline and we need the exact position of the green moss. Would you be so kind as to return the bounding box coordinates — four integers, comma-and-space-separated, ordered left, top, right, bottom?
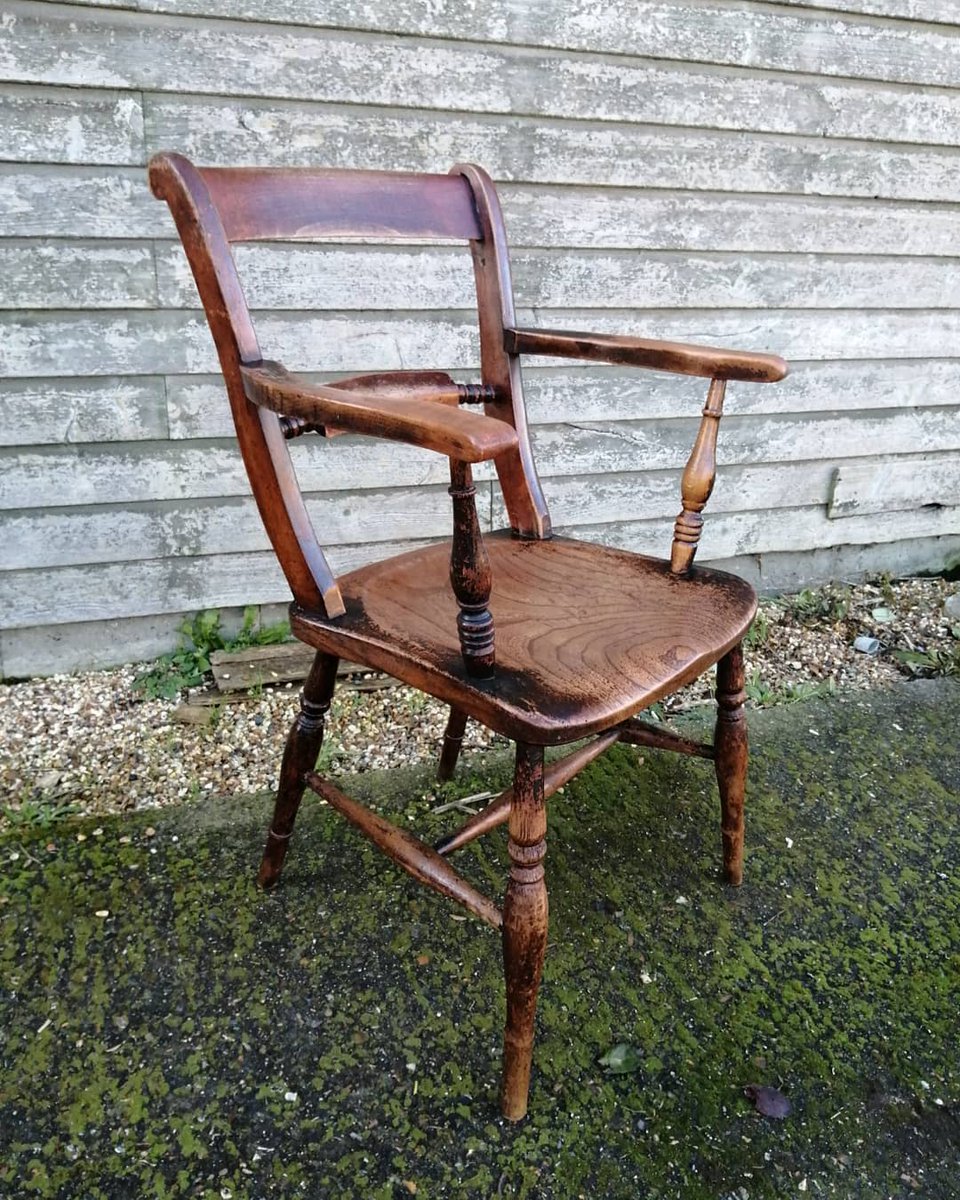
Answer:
1, 680, 959, 1196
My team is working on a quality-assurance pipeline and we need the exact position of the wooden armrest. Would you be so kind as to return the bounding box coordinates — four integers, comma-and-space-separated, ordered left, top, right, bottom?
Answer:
240, 361, 519, 463
504, 326, 787, 383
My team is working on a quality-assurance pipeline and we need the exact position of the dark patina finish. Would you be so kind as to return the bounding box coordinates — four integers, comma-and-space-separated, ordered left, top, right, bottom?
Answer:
150, 153, 787, 1120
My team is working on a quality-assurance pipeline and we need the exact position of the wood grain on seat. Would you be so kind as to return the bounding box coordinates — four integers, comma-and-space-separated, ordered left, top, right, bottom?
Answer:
291, 531, 757, 744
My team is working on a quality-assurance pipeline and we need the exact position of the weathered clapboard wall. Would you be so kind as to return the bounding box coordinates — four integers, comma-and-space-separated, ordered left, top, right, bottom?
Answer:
2, 0, 960, 676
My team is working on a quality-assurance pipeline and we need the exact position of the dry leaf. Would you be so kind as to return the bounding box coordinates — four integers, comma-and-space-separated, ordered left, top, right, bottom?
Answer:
744, 1083, 792, 1119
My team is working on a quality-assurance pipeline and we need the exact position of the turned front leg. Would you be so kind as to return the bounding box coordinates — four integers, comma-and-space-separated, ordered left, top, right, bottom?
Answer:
258, 650, 338, 888
714, 643, 747, 886
500, 742, 548, 1121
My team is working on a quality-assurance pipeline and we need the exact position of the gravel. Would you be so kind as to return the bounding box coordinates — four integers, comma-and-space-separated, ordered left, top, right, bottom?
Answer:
1, 575, 957, 826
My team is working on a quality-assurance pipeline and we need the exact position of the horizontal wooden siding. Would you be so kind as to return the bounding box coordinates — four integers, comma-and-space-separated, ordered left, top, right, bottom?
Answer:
1, 0, 959, 675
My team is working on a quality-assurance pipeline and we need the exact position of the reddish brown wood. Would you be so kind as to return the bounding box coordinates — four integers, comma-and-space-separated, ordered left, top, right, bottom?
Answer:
455, 164, 551, 539
258, 650, 338, 889
241, 361, 518, 463
150, 154, 789, 1121
292, 532, 757, 745
202, 166, 483, 242
715, 643, 748, 886
437, 706, 469, 782
504, 326, 787, 383
501, 742, 548, 1121
304, 772, 502, 929
671, 378, 726, 574
149, 153, 344, 618
616, 716, 715, 759
280, 370, 468, 439
436, 729, 621, 856
448, 459, 495, 678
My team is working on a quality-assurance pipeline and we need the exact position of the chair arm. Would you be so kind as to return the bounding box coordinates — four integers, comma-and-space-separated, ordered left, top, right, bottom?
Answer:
240, 360, 519, 463
504, 326, 787, 384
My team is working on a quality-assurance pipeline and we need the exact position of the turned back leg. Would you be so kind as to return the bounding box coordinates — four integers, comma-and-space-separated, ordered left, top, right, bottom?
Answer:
714, 642, 747, 886
258, 650, 339, 889
437, 706, 468, 782
500, 742, 548, 1121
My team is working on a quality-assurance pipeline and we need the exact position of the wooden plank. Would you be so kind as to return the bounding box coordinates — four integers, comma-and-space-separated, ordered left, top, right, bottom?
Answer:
8, 533, 960, 677
157, 242, 474, 312
207, 644, 383, 691
753, 534, 960, 595
10, 447, 959, 571
11, 308, 960, 379
0, 611, 193, 678
530, 407, 960, 480
493, 462, 838, 531
0, 83, 143, 165
828, 454, 960, 517
515, 308, 960, 368
167, 360, 960, 440
525, 360, 960, 421
0, 603, 288, 678
157, 241, 960, 313
571, 503, 960, 564
143, 94, 960, 204
503, 187, 960, 256
0, 165, 163, 239
54, 0, 960, 88
10, 447, 957, 572
776, 1, 958, 24
0, 539, 432, 628
0, 310, 481, 377
0, 440, 464, 509
6, 501, 960, 631
4, 403, 958, 510
0, 240, 157, 310
0, 376, 167, 446
6, 166, 960, 257
0, 463, 790, 570
8, 1, 960, 147
0, 484, 478, 569
209, 642, 314, 691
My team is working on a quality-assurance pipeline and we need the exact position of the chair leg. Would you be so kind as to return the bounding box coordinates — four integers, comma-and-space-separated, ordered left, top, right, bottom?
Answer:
258, 651, 339, 889
500, 742, 548, 1121
715, 642, 747, 887
437, 705, 468, 782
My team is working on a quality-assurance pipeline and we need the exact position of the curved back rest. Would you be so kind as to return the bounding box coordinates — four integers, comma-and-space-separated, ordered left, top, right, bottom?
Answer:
202, 166, 484, 242
149, 152, 551, 618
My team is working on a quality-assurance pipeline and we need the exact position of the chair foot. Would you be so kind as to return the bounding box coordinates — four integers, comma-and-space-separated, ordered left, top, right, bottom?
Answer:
437, 706, 468, 782
257, 829, 291, 889
500, 743, 547, 1121
257, 651, 338, 888
715, 642, 747, 886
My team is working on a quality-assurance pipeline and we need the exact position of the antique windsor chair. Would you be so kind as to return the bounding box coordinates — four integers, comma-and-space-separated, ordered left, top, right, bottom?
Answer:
149, 153, 787, 1120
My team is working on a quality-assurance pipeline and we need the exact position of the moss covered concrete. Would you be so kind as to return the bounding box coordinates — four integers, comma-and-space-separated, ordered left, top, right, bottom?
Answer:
1, 680, 958, 1198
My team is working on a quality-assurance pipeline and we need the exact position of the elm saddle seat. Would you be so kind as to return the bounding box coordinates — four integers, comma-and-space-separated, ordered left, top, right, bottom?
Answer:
149, 152, 788, 1122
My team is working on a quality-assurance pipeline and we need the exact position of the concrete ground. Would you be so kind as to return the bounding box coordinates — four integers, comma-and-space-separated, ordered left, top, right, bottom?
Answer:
1, 680, 958, 1199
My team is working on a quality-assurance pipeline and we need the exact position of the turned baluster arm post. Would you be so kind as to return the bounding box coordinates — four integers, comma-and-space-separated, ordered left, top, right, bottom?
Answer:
449, 458, 496, 679
670, 377, 726, 574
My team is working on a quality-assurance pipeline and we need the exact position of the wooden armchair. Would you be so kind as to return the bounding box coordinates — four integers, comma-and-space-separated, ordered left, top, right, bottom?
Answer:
149, 154, 787, 1121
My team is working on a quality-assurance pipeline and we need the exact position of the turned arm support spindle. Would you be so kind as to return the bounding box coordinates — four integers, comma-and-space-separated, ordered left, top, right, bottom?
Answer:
449, 459, 496, 679
671, 377, 726, 574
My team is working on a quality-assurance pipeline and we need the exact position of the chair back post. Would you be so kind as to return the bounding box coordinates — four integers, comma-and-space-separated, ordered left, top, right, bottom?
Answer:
670, 377, 726, 574
148, 153, 344, 617
454, 164, 552, 541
